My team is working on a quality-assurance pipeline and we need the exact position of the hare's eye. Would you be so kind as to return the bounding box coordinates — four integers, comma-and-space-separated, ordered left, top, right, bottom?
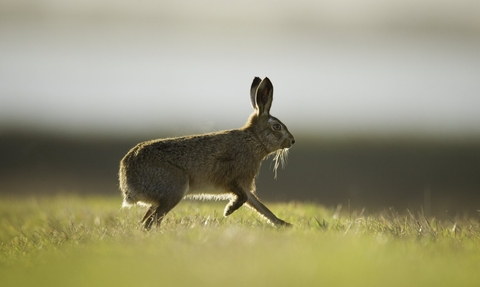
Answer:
272, 123, 282, 131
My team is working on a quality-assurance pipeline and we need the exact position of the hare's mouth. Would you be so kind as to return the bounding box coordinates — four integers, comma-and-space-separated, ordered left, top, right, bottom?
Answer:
281, 137, 295, 149
272, 148, 290, 179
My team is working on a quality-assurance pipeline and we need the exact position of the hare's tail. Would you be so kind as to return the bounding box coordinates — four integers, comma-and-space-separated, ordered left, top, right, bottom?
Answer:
121, 195, 136, 208
184, 193, 235, 202
120, 181, 139, 208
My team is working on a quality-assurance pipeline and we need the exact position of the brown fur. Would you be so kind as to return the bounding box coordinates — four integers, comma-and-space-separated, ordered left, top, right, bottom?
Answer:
118, 77, 295, 229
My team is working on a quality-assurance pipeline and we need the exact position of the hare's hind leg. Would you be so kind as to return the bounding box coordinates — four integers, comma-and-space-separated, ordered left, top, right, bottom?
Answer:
140, 168, 189, 230
141, 205, 157, 224
142, 192, 186, 230
140, 205, 157, 230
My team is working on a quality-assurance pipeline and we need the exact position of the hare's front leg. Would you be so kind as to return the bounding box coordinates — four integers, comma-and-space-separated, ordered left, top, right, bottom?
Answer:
223, 184, 290, 227
223, 183, 248, 217
245, 193, 291, 227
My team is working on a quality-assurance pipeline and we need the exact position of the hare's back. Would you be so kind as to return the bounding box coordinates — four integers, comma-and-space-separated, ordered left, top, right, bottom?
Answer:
124, 132, 236, 166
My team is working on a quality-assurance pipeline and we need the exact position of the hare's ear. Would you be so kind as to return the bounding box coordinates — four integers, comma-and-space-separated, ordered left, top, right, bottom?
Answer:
255, 77, 273, 116
250, 77, 262, 109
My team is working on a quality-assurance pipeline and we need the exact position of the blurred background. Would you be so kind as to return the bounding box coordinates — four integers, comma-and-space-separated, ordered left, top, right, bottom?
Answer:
1, 0, 479, 217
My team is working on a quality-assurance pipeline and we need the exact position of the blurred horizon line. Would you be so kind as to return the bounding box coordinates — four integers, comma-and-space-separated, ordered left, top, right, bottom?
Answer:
2, 123, 480, 144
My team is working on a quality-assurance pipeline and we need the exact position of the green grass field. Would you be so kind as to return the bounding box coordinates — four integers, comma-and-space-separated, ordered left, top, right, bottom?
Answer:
1, 195, 479, 287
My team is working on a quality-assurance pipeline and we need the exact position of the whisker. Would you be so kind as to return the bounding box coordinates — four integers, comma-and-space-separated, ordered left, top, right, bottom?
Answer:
272, 148, 289, 179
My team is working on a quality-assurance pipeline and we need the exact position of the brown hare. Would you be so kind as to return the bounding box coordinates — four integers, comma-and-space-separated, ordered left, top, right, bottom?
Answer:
119, 77, 295, 229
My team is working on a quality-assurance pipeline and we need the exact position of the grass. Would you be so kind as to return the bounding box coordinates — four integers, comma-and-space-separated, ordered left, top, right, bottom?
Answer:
0, 195, 479, 287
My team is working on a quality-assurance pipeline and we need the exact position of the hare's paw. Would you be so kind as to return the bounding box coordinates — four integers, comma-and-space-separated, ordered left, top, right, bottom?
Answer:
223, 197, 247, 217
272, 219, 292, 228
223, 202, 237, 217
279, 221, 293, 228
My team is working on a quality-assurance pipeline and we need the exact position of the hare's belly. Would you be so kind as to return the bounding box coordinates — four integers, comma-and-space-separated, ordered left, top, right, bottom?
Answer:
186, 182, 229, 195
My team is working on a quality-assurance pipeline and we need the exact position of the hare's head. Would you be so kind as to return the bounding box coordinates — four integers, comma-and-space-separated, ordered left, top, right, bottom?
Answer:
246, 77, 295, 174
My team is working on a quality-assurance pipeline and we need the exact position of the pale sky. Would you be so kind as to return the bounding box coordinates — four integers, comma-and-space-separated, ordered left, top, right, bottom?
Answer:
1, 1, 479, 137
